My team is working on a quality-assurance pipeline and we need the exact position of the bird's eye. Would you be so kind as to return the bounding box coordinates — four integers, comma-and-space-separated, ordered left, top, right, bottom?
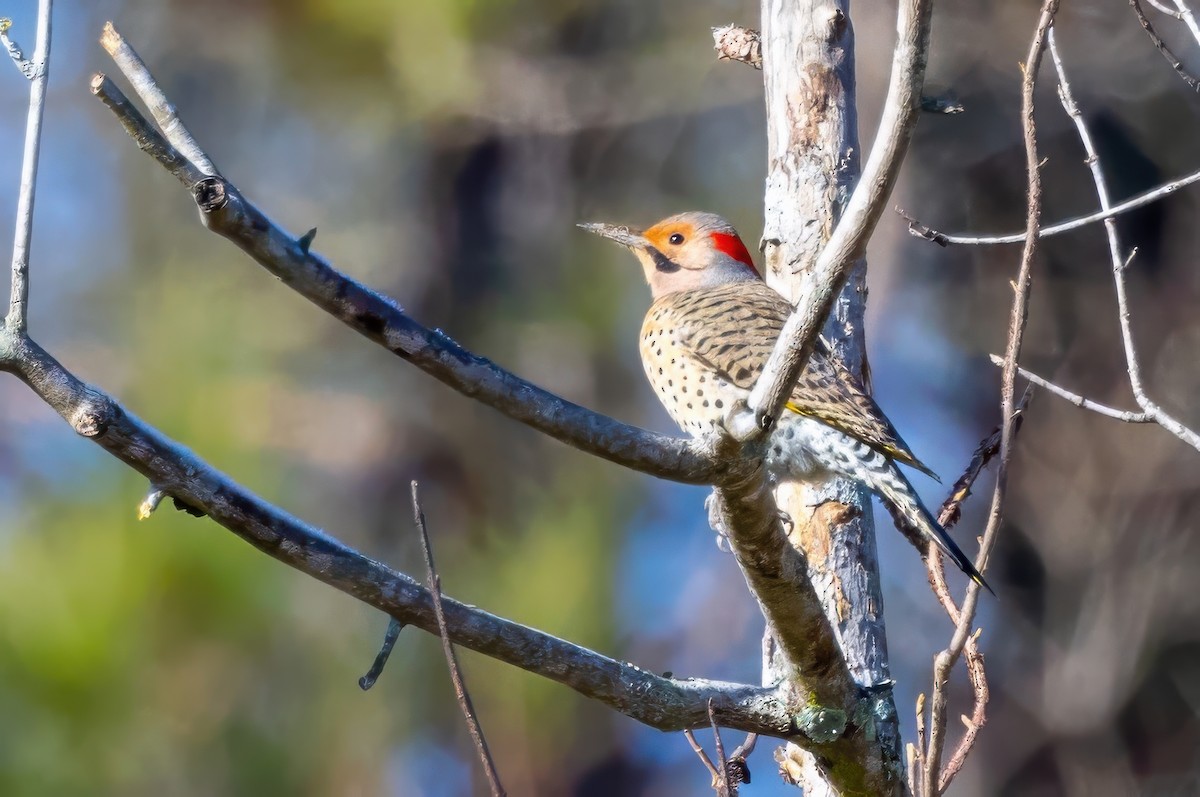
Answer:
668, 233, 685, 245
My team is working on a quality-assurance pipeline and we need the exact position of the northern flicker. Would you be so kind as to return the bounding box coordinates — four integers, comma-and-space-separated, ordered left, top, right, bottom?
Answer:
581, 211, 989, 590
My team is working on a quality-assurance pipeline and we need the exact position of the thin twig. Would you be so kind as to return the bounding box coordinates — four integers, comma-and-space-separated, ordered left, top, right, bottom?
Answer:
927, 386, 1033, 624
907, 742, 922, 797
684, 729, 724, 792
1129, 0, 1200, 91
988, 355, 1151, 422
923, 4, 1060, 793
936, 387, 1034, 532
90, 75, 206, 187
358, 617, 404, 691
1146, 0, 1185, 18
1169, 0, 1200, 47
99, 21, 217, 176
902, 166, 1200, 246
1048, 30, 1200, 454
412, 482, 506, 797
6, 0, 51, 334
938, 630, 988, 792
684, 701, 743, 796
0, 17, 34, 77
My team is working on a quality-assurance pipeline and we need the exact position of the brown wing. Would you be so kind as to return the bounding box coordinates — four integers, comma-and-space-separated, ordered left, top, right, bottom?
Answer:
663, 281, 937, 478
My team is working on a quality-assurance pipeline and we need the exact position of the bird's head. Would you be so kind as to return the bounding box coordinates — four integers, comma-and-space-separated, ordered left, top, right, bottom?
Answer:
580, 211, 760, 299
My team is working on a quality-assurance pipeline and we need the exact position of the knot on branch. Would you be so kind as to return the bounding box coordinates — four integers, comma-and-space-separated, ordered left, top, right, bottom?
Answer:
70, 390, 116, 438
194, 176, 229, 213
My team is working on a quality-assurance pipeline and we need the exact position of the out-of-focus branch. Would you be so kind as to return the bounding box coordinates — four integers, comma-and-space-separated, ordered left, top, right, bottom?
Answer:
4, 1, 51, 336
748, 0, 934, 431
901, 166, 1200, 246
922, 4, 1061, 795
1146, 0, 1185, 17
1168, 0, 1200, 47
712, 25, 761, 69
89, 57, 727, 487
412, 482, 506, 797
1044, 31, 1200, 455
1129, 0, 1200, 91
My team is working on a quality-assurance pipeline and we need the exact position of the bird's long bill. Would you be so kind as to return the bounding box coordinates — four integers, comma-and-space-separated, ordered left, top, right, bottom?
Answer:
577, 222, 650, 250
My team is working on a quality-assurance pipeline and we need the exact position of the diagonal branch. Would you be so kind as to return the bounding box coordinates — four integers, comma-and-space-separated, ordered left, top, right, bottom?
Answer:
89, 61, 726, 487
99, 21, 217, 175
0, 331, 798, 738
1129, 0, 1200, 91
747, 0, 934, 431
5, 0, 52, 335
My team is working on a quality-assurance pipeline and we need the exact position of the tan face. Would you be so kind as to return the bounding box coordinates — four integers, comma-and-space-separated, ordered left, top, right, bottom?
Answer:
581, 212, 760, 299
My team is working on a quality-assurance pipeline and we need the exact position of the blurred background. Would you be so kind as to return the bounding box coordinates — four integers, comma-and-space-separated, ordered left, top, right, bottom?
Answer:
1, 0, 1198, 794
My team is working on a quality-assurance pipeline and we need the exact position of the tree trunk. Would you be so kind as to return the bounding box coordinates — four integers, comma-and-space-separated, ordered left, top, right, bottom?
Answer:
761, 1, 905, 793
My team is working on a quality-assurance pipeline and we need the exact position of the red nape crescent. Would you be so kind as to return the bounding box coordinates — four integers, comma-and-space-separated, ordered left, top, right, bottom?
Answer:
710, 232, 759, 276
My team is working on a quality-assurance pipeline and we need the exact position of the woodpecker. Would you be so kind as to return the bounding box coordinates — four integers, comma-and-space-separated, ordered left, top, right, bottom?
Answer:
581, 211, 989, 591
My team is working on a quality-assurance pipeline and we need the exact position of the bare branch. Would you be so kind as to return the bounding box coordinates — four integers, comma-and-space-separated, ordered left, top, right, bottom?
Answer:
903, 166, 1200, 247
89, 59, 727, 487
1129, 0, 1200, 91
926, 386, 1033, 626
923, 4, 1060, 793
684, 729, 724, 794
0, 17, 34, 77
989, 356, 1151, 423
935, 387, 1034, 533
1168, 0, 1200, 47
5, 0, 51, 335
938, 631, 988, 792
1146, 0, 1185, 17
412, 482, 506, 797
1047, 30, 1200, 454
706, 478, 863, 740
90, 75, 206, 187
712, 25, 762, 69
99, 21, 217, 176
749, 0, 934, 431
0, 334, 797, 737
907, 742, 922, 797
685, 702, 753, 797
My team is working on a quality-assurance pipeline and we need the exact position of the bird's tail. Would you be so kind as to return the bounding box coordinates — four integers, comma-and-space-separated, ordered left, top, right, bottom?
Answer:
870, 464, 994, 595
